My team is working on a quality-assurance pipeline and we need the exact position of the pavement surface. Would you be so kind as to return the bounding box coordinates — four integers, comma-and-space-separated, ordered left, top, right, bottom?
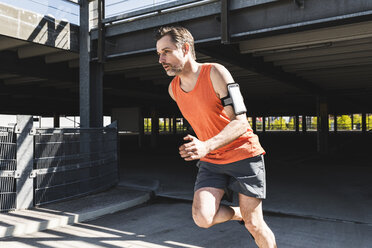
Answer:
1, 198, 371, 248
0, 187, 151, 238
0, 151, 371, 247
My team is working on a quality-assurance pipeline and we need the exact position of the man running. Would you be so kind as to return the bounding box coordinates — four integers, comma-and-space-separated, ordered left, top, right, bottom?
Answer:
155, 26, 277, 248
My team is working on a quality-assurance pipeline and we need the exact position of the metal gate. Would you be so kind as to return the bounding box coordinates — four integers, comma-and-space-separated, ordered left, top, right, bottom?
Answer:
0, 126, 17, 212
33, 126, 118, 206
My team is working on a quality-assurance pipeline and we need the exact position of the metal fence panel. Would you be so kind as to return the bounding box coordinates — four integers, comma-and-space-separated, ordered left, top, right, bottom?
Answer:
33, 127, 118, 206
0, 126, 17, 212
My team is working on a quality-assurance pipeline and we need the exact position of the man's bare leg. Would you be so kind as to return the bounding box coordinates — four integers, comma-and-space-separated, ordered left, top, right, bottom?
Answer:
239, 194, 277, 248
192, 187, 242, 228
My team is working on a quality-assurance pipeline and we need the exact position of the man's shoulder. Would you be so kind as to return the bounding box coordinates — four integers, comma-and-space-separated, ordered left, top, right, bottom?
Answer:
201, 62, 224, 70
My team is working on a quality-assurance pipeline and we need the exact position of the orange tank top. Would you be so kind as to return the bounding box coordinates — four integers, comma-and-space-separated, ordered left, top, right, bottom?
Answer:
171, 64, 265, 164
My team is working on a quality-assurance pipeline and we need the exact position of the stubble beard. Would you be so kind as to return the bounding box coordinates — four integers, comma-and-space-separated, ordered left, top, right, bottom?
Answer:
164, 63, 184, 76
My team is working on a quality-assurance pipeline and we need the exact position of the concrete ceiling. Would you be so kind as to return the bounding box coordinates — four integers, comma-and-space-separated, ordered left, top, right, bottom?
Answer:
1, 0, 372, 117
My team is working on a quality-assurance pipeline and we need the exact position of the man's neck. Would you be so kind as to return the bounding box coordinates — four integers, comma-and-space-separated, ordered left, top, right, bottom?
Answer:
178, 60, 201, 83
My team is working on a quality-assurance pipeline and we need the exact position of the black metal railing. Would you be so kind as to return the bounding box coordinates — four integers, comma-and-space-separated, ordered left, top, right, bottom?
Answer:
0, 126, 17, 212
33, 126, 118, 206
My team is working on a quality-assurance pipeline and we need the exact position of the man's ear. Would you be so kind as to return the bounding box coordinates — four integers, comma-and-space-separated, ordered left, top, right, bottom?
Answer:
183, 43, 189, 55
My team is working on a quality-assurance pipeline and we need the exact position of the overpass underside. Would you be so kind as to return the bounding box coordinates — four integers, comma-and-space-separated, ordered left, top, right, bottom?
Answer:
90, 0, 372, 117
0, 0, 371, 148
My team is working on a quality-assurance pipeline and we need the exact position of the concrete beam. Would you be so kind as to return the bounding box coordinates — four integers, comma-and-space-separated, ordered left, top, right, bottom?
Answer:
4, 77, 47, 85
0, 2, 78, 51
0, 51, 78, 84
45, 51, 79, 64
18, 45, 60, 59
104, 55, 158, 72
93, 0, 372, 58
0, 36, 28, 51
240, 21, 372, 54
199, 44, 322, 95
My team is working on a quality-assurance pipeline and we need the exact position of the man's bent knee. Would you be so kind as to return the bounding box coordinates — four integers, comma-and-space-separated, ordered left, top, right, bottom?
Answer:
192, 213, 214, 228
192, 205, 214, 228
243, 218, 262, 235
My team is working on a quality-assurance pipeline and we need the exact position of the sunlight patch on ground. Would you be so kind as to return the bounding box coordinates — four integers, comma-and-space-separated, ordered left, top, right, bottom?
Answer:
102, 240, 173, 248
164, 240, 205, 248
50, 224, 121, 238
39, 240, 104, 248
78, 223, 137, 236
0, 241, 37, 248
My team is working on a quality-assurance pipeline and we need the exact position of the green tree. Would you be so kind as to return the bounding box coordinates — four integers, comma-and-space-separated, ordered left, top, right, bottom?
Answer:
337, 115, 352, 130
273, 117, 287, 130
144, 118, 152, 133
288, 117, 295, 130
367, 115, 372, 130
353, 114, 362, 130
311, 116, 317, 130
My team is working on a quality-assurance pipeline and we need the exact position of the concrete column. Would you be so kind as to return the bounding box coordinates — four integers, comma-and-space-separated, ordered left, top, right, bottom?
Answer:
334, 115, 338, 133
252, 116, 257, 133
151, 108, 159, 148
317, 96, 328, 154
89, 62, 103, 127
80, 0, 90, 128
16, 115, 34, 210
173, 116, 177, 134
302, 115, 307, 132
295, 115, 300, 132
54, 114, 60, 128
80, 0, 103, 128
362, 112, 367, 133
138, 108, 144, 149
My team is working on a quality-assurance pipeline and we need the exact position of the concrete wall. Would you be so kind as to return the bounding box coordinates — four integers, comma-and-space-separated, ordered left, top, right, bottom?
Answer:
112, 107, 141, 132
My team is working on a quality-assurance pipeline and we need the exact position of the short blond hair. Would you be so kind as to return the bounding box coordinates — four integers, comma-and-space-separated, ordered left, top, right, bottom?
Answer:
155, 26, 196, 59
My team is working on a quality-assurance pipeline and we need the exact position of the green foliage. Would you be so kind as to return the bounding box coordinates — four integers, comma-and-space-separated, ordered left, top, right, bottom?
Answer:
337, 115, 352, 130
272, 117, 287, 130
367, 115, 372, 130
144, 118, 151, 132
308, 116, 317, 130
288, 118, 295, 130
353, 114, 362, 125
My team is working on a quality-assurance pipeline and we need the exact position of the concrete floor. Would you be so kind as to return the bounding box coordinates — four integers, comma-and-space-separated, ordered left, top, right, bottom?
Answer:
1, 149, 371, 247
1, 197, 371, 248
119, 151, 372, 225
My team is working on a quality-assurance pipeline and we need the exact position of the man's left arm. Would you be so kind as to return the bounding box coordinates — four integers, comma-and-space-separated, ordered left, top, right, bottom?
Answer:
179, 64, 249, 161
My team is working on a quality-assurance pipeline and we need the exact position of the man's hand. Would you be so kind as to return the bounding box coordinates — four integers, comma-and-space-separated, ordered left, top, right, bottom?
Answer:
179, 135, 210, 161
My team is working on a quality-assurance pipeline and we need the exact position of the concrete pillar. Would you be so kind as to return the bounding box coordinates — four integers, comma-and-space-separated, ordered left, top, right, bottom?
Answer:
362, 112, 367, 133
173, 116, 177, 134
16, 115, 34, 210
302, 115, 307, 132
252, 116, 257, 133
151, 108, 159, 148
295, 115, 300, 132
138, 108, 144, 149
334, 115, 338, 133
54, 114, 60, 128
80, 0, 103, 128
317, 96, 328, 154
80, 0, 90, 128
89, 62, 103, 127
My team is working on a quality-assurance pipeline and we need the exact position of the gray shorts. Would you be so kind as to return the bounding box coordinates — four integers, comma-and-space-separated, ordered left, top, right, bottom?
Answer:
194, 155, 266, 199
